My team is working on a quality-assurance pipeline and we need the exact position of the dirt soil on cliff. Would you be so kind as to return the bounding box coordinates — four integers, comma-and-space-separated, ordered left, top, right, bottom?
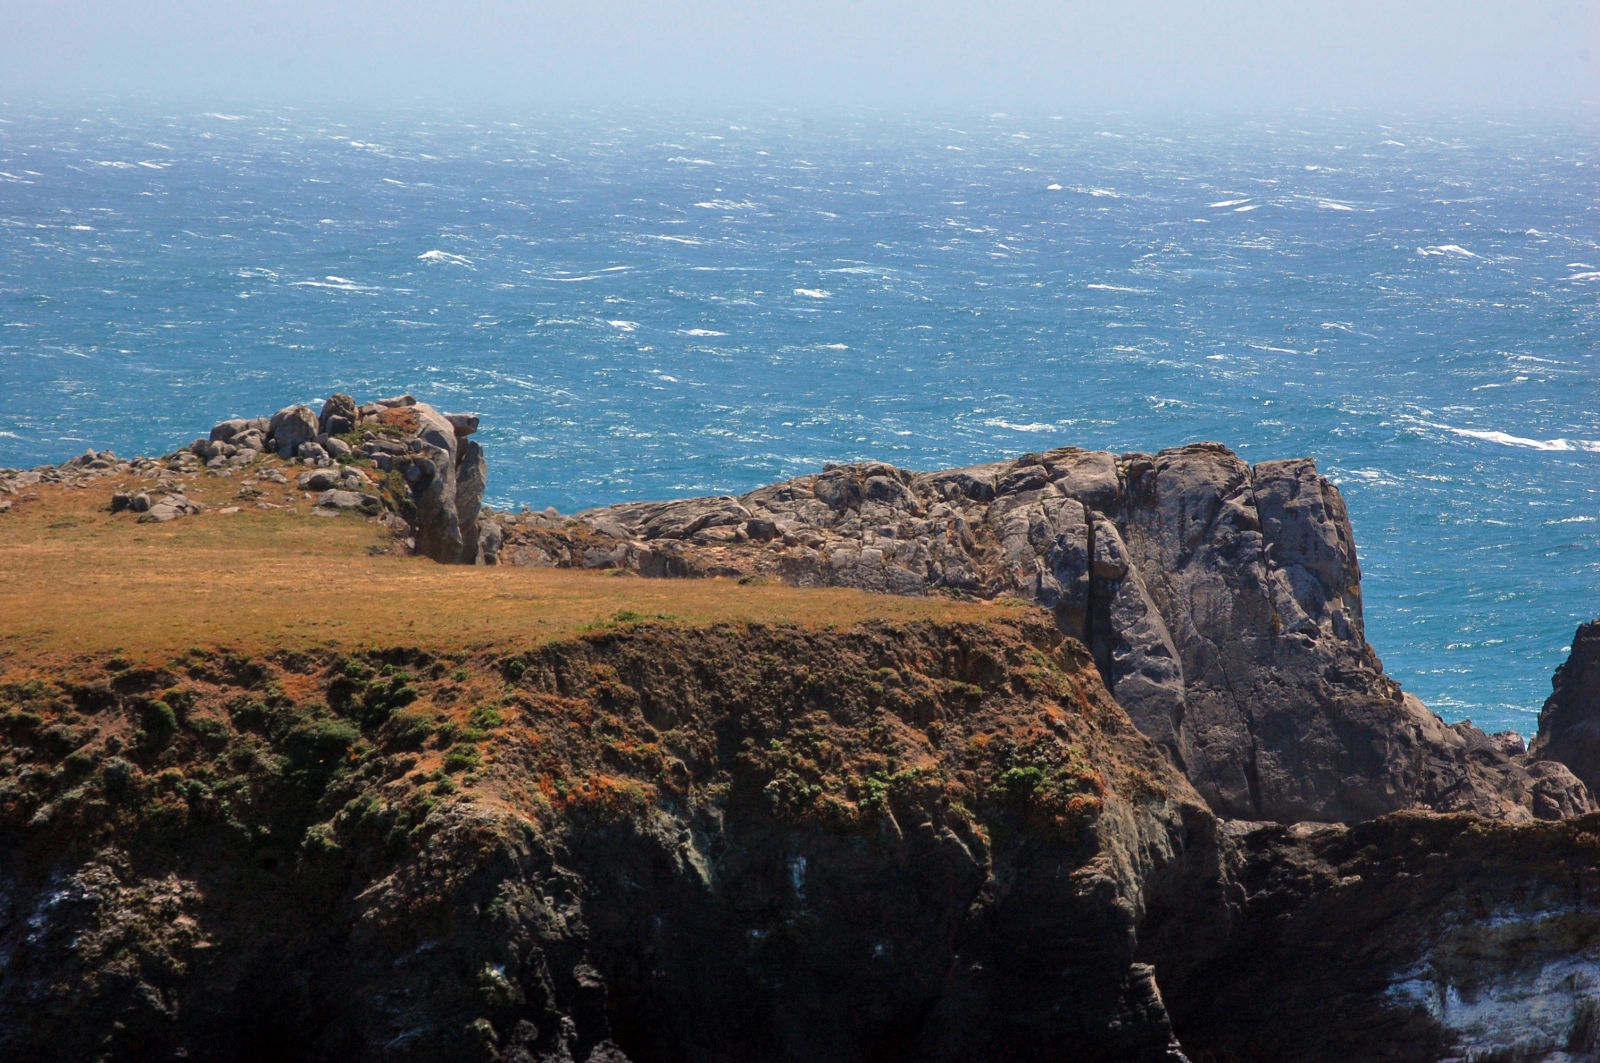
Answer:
0, 478, 1023, 665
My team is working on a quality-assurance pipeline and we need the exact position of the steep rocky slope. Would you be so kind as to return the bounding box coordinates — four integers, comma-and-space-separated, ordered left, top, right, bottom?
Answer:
0, 618, 1208, 1063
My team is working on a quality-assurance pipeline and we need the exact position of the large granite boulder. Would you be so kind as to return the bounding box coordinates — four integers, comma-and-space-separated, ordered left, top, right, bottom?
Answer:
523, 443, 1591, 825
267, 405, 320, 459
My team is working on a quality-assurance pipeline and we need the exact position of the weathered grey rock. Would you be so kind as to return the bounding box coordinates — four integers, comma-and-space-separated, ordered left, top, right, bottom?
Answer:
297, 469, 340, 491
296, 441, 329, 463
445, 413, 480, 436
318, 393, 358, 434
537, 442, 1577, 825
316, 489, 373, 510
324, 437, 353, 458
269, 405, 320, 458
1529, 619, 1600, 797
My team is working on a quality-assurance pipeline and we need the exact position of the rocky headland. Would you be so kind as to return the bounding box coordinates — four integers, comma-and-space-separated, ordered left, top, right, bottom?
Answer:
2, 392, 1599, 1062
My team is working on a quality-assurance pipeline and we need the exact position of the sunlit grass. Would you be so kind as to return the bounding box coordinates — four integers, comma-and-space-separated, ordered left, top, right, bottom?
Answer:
0, 472, 1024, 667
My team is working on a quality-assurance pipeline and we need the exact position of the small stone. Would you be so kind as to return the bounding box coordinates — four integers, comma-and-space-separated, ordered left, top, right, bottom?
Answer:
297, 469, 340, 491
325, 437, 353, 458
297, 442, 330, 463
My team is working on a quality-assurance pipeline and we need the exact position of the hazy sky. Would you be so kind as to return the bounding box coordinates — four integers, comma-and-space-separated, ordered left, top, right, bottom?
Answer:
2, 0, 1598, 111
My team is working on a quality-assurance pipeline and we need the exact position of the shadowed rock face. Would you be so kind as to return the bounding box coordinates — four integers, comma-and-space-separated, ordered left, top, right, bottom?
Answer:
0, 621, 1204, 1063
1531, 620, 1600, 797
493, 443, 1591, 826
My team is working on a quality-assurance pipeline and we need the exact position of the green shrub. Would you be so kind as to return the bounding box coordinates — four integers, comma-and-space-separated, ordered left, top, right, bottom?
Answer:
142, 701, 178, 747
443, 746, 480, 774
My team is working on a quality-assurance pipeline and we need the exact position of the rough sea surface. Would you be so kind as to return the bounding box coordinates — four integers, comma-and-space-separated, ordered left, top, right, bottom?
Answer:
1, 105, 1595, 733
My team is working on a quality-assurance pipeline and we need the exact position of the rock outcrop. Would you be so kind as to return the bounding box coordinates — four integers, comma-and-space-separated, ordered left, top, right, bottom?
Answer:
0, 619, 1205, 1063
495, 444, 1592, 826
1144, 812, 1600, 1063
1530, 619, 1600, 798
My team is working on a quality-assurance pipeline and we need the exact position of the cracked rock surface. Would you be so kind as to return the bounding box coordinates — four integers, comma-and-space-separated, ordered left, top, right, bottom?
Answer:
497, 443, 1592, 826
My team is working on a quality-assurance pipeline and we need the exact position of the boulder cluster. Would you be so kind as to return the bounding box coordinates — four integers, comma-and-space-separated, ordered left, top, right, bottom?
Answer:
0, 391, 491, 561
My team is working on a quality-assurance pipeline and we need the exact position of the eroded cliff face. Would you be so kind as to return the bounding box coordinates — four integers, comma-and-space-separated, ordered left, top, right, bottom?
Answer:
493, 444, 1588, 826
1146, 813, 1600, 1063
0, 619, 1208, 1063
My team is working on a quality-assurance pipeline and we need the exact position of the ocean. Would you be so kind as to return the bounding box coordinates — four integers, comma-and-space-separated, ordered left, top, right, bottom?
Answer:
0, 105, 1595, 734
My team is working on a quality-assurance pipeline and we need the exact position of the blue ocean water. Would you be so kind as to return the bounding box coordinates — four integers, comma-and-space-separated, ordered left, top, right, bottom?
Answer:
1, 105, 1596, 733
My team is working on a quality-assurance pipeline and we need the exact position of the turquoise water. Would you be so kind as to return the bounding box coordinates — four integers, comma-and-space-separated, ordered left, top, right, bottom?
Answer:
1, 106, 1596, 733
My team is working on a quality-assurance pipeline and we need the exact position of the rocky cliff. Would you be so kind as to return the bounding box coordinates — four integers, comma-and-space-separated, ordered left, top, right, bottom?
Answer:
494, 444, 1590, 827
0, 619, 1209, 1063
6, 398, 1600, 1062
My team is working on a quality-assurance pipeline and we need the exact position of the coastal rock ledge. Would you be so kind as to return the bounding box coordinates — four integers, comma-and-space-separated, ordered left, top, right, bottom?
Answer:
504, 442, 1593, 827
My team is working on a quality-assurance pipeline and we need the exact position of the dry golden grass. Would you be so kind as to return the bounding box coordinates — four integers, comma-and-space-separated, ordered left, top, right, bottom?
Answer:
0, 470, 1023, 668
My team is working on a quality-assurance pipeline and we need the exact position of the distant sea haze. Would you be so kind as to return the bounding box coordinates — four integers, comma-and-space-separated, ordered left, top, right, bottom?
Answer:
0, 107, 1595, 734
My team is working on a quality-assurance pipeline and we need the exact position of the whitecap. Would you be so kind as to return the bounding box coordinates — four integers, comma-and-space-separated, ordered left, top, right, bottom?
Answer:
793, 289, 831, 299
418, 250, 472, 267
1318, 201, 1355, 211
1233, 204, 1260, 212
695, 199, 761, 210
1432, 422, 1600, 452
642, 235, 701, 245
1418, 245, 1477, 257
1381, 139, 1406, 147
668, 157, 716, 165
1086, 283, 1149, 293
384, 178, 405, 186
1546, 516, 1598, 525
601, 266, 631, 272
202, 113, 244, 121
945, 145, 965, 151
819, 343, 849, 350
69, 225, 94, 231
608, 320, 639, 331
1209, 199, 1251, 208
1248, 344, 1301, 354
680, 328, 726, 336
984, 419, 1056, 432
1566, 271, 1600, 281
1047, 184, 1062, 191
94, 161, 136, 169
137, 162, 165, 170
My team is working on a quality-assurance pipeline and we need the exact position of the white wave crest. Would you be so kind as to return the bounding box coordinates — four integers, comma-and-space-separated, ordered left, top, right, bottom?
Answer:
819, 343, 849, 350
1046, 183, 1062, 191
1418, 245, 1477, 258
1432, 422, 1600, 452
984, 419, 1056, 432
1233, 204, 1260, 212
607, 320, 639, 331
1567, 272, 1600, 281
418, 250, 472, 267
668, 157, 716, 166
1209, 199, 1251, 208
1318, 201, 1355, 211
1087, 283, 1149, 293
202, 113, 244, 121
793, 289, 831, 299
695, 199, 761, 210
680, 328, 726, 336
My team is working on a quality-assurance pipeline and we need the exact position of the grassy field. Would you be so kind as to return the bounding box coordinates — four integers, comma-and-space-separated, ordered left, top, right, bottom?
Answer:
0, 470, 1022, 669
